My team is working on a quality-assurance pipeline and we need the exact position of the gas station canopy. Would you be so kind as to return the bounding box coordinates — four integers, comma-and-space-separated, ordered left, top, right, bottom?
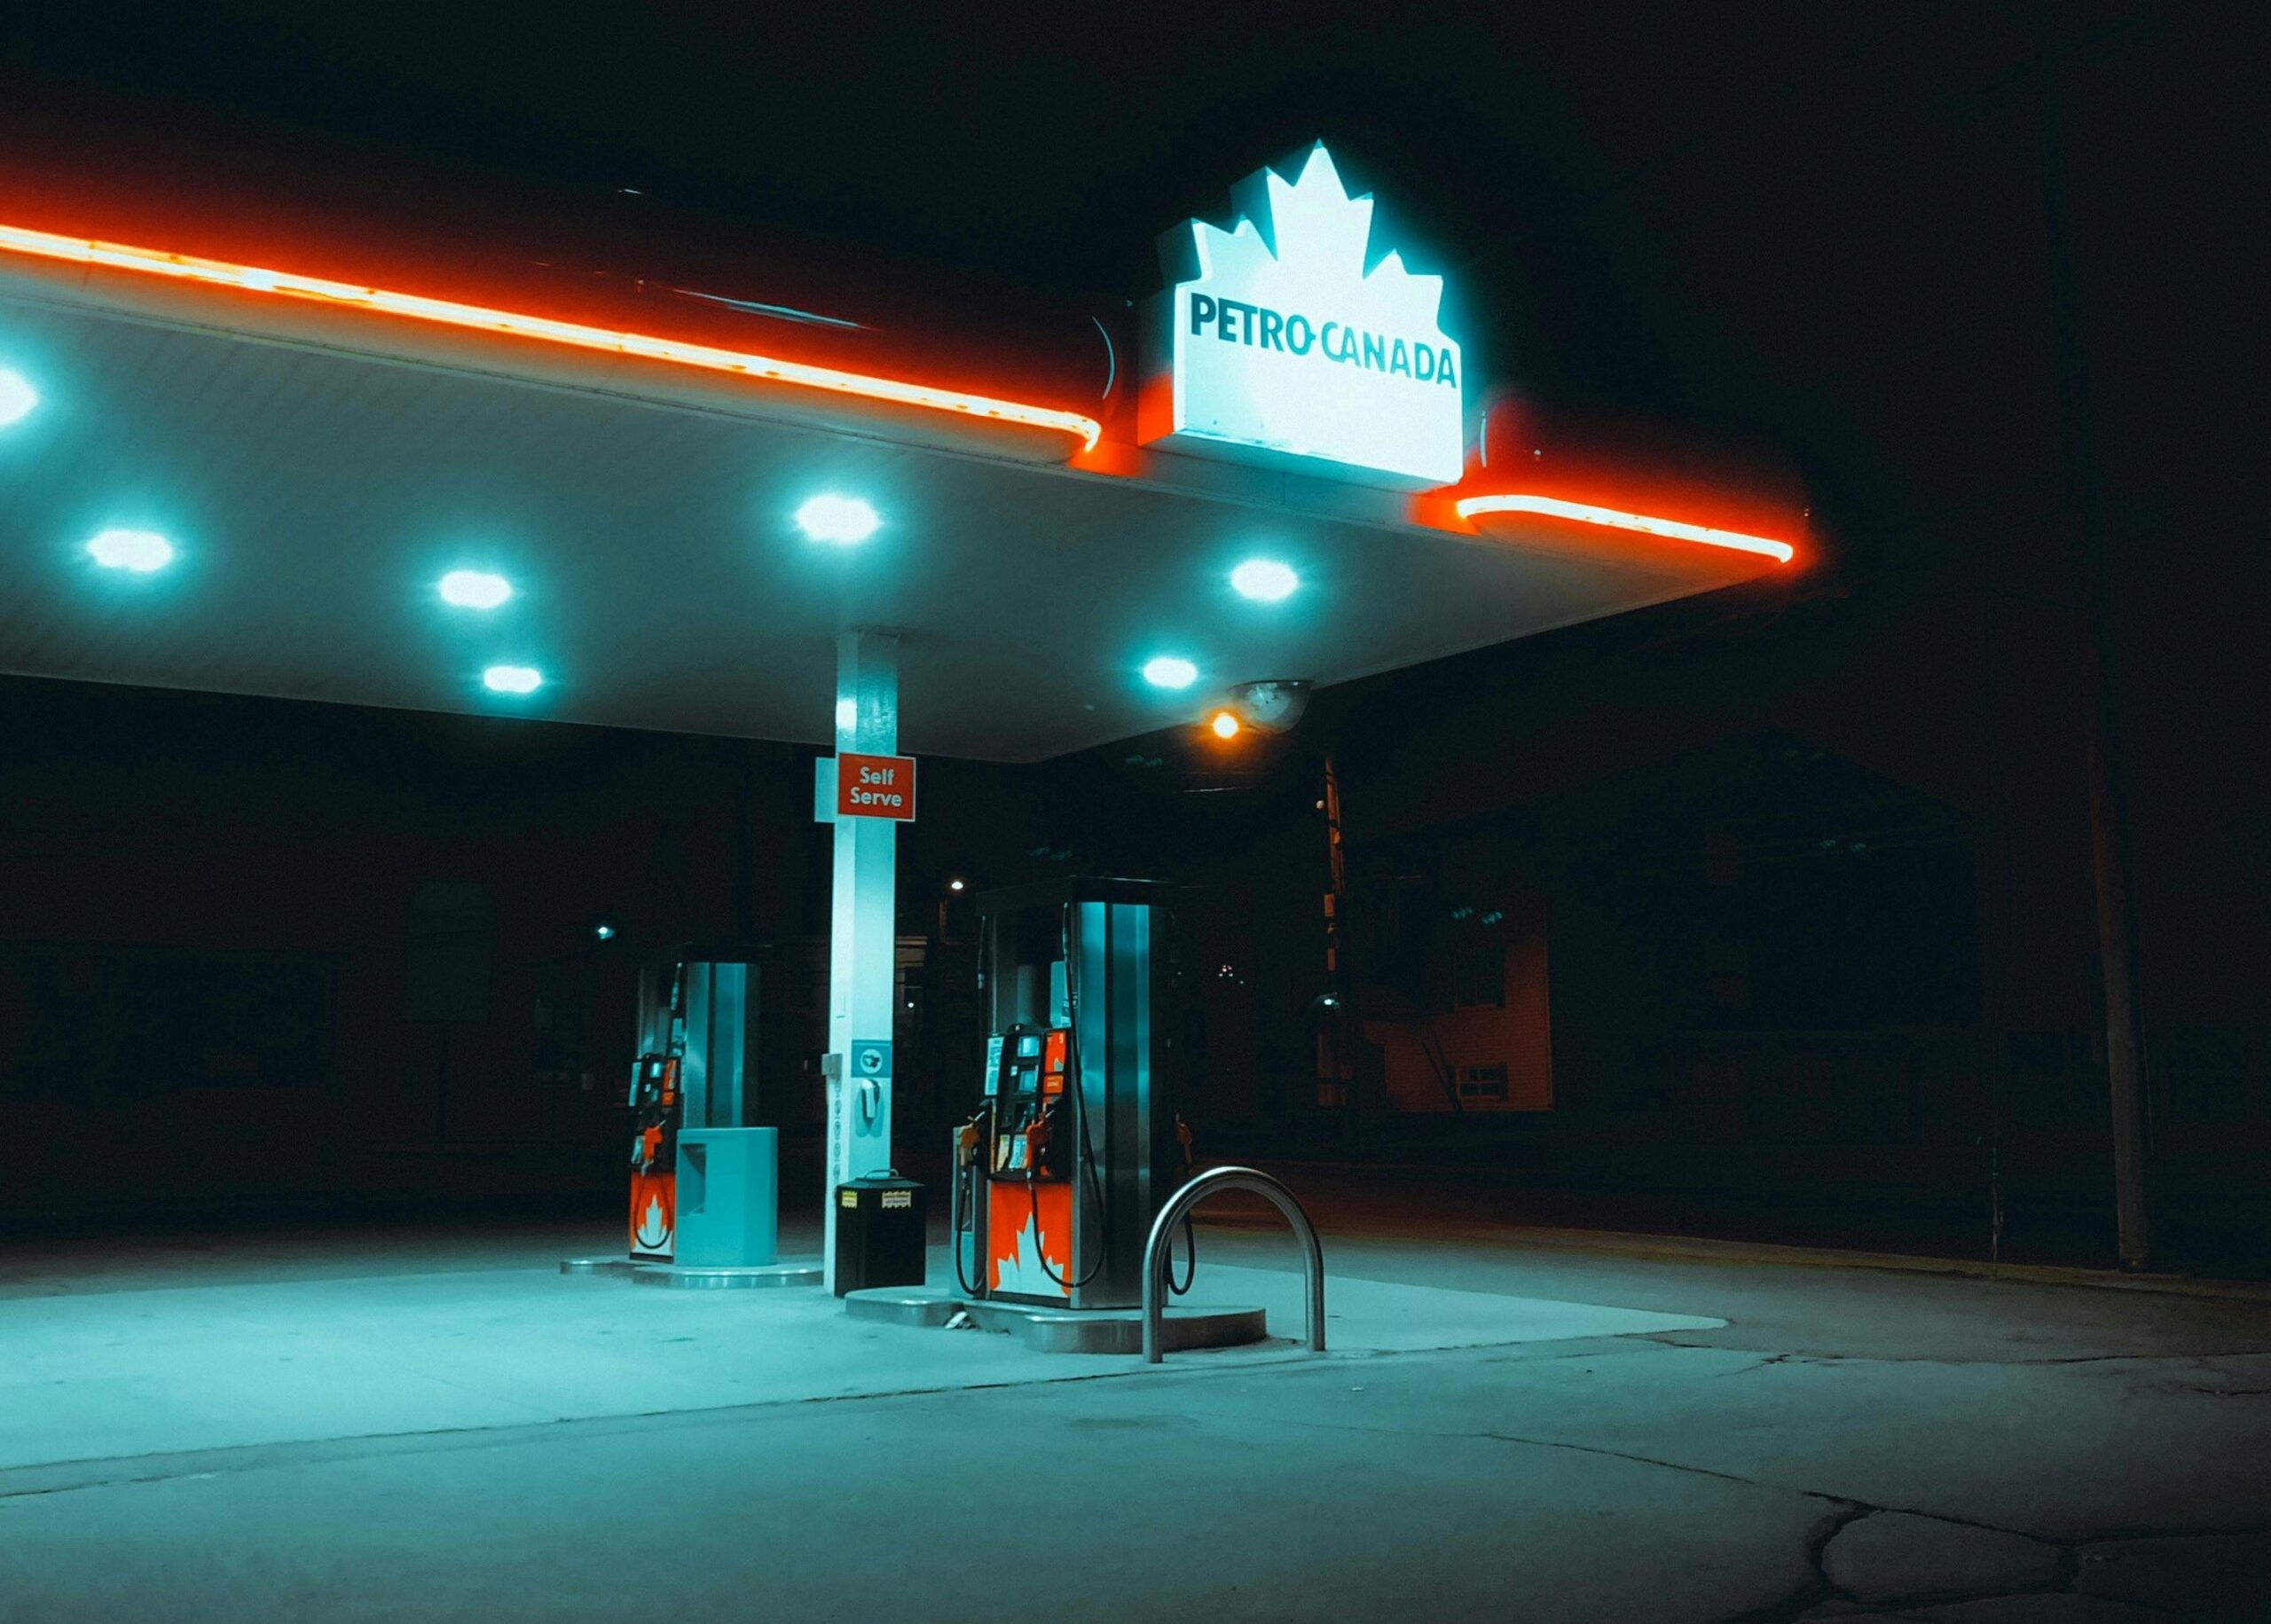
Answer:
0, 145, 1804, 762
0, 141, 1814, 1288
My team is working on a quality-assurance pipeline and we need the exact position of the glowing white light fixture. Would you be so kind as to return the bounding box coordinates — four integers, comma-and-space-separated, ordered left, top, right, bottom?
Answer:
1142, 655, 1198, 690
835, 697, 859, 733
483, 664, 543, 694
439, 569, 514, 609
797, 494, 880, 545
85, 529, 174, 572
1230, 558, 1300, 601
0, 368, 35, 427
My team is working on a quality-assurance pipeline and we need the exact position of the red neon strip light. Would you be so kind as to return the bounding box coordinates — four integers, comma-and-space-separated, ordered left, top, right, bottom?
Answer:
0, 222, 1104, 451
1454, 493, 1795, 564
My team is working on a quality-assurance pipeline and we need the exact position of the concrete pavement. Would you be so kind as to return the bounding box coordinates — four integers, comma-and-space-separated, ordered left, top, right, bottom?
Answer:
2, 1194, 2267, 1621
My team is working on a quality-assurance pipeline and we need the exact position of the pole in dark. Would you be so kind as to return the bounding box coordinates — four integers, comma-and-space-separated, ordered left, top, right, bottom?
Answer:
2036, 13, 2150, 1269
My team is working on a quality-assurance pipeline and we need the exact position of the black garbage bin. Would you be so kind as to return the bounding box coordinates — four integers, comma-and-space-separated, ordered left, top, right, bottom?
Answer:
830, 1173, 926, 1296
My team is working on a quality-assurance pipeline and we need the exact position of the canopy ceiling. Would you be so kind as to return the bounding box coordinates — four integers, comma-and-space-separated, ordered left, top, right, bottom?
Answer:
0, 239, 1788, 763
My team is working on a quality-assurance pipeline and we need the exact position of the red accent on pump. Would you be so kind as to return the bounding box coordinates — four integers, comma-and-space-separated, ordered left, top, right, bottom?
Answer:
1041, 1027, 1068, 1094
630, 1168, 676, 1258
987, 1179, 1073, 1300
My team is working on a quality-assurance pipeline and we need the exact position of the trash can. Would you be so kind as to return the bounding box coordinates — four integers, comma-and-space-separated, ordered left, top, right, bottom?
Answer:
831, 1173, 926, 1296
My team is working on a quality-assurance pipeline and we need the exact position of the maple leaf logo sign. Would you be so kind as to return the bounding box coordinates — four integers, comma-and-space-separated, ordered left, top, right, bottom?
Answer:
1144, 145, 1465, 489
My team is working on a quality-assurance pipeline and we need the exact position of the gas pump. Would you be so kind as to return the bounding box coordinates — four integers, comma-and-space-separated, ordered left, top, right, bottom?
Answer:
950, 880, 1195, 1309
627, 961, 685, 1259
627, 1046, 682, 1259
625, 945, 766, 1263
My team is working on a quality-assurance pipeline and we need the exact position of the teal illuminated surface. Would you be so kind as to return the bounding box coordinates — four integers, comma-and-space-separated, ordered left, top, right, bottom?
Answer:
0, 367, 35, 428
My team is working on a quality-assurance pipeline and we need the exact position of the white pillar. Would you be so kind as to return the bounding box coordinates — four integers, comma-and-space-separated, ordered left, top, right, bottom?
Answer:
824, 628, 900, 1275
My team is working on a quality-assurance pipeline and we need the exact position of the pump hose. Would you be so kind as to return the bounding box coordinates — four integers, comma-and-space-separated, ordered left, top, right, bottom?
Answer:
953, 1193, 980, 1298
1031, 1120, 1112, 1292
1035, 904, 1111, 1293
950, 1116, 986, 1299
1167, 1210, 1198, 1296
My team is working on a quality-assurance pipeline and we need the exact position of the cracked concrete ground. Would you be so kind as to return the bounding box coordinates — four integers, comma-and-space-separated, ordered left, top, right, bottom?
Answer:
3, 1183, 2268, 1622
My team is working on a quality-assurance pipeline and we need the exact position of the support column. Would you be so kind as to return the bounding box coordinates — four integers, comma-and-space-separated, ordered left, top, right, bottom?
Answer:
824, 629, 900, 1275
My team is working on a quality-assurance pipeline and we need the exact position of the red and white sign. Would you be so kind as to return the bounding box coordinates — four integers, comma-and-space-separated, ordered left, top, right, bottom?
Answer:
836, 752, 916, 820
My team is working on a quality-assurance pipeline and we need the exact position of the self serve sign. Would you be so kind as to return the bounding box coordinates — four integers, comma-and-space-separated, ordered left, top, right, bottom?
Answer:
836, 752, 916, 820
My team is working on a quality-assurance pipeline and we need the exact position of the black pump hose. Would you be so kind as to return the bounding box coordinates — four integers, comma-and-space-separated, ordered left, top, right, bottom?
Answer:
1167, 1210, 1198, 1295
1034, 905, 1111, 1292
950, 1112, 987, 1299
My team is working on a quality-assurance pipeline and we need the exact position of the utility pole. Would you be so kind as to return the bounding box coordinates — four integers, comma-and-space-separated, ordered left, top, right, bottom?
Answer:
2036, 18, 2150, 1267
1317, 749, 1353, 1113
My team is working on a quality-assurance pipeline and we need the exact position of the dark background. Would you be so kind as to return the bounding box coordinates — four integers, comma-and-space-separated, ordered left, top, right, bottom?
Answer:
3, 3, 2264, 1268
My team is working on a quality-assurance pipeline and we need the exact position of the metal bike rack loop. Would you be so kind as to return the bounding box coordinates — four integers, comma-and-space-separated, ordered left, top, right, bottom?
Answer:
1143, 1165, 1324, 1364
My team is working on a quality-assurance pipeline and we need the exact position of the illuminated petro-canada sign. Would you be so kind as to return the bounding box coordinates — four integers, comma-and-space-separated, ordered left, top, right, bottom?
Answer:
1141, 145, 1464, 489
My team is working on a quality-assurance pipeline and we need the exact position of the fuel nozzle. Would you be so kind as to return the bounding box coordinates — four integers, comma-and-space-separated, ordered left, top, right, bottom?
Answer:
955, 1109, 986, 1168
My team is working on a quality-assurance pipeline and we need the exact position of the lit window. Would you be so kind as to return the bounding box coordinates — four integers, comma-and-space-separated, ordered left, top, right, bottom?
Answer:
1457, 1064, 1510, 1101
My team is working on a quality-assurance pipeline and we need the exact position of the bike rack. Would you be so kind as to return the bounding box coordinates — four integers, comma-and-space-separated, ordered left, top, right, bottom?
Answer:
1142, 1165, 1324, 1364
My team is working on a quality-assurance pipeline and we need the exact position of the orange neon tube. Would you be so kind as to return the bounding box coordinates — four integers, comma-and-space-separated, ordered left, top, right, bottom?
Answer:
0, 221, 1104, 451
1453, 492, 1796, 564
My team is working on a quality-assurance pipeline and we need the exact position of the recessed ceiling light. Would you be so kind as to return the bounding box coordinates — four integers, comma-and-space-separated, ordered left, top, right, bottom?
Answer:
797, 494, 880, 545
0, 368, 35, 428
439, 569, 514, 609
86, 529, 174, 573
1143, 655, 1198, 690
483, 664, 543, 694
1230, 559, 1299, 601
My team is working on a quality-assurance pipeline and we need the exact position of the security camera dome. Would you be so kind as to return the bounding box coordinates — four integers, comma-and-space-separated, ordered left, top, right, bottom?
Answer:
1228, 679, 1313, 733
